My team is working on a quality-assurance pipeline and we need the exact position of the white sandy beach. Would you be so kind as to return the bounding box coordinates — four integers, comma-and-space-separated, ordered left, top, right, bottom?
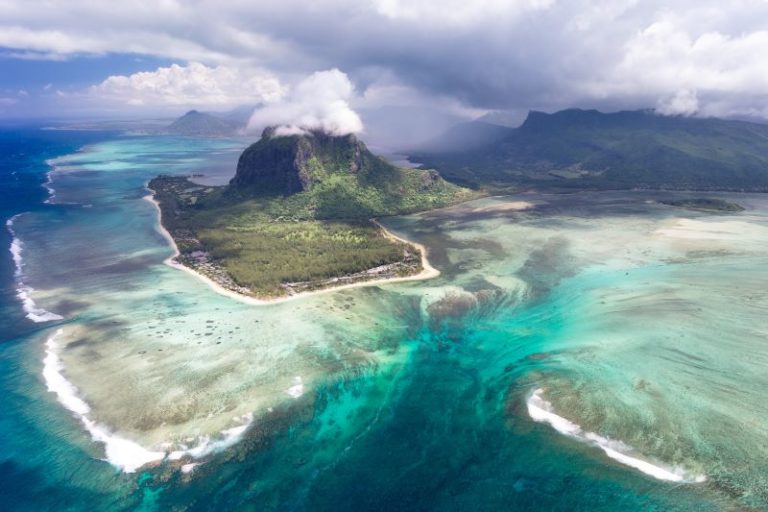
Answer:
143, 191, 442, 306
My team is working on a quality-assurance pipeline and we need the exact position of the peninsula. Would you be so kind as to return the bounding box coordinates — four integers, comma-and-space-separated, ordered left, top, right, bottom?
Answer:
148, 127, 474, 300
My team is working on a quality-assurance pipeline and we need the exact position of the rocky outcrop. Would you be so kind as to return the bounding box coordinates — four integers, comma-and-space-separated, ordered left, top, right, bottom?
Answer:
229, 127, 373, 195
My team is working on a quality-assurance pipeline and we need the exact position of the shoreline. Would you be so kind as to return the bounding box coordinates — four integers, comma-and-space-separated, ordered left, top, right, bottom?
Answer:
143, 191, 441, 306
6, 214, 64, 323
526, 388, 706, 484
43, 327, 256, 473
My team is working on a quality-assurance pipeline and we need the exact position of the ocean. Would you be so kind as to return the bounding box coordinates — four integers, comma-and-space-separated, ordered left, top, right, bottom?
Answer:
1, 126, 767, 511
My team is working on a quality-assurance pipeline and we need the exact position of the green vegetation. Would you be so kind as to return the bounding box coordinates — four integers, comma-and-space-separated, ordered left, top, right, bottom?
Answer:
228, 128, 471, 215
412, 109, 768, 192
149, 129, 473, 298
661, 198, 745, 213
196, 220, 411, 297
224, 163, 466, 221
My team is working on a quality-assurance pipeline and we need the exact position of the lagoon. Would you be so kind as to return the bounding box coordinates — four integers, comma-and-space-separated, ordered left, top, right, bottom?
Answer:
3, 132, 767, 510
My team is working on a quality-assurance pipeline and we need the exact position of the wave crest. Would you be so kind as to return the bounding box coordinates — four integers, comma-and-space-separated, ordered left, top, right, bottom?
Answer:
6, 215, 63, 323
43, 329, 254, 473
526, 388, 706, 483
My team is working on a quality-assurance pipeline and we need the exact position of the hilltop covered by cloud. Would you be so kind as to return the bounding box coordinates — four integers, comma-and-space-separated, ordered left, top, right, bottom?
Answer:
247, 69, 363, 136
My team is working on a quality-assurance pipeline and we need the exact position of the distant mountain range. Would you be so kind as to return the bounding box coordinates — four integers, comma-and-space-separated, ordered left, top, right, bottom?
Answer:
412, 109, 768, 191
164, 109, 247, 136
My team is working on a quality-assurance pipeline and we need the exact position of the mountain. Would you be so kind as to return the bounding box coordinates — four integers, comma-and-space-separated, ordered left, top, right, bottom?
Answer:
412, 108, 768, 191
228, 127, 471, 219
476, 110, 526, 128
149, 127, 473, 298
230, 126, 367, 195
165, 110, 240, 136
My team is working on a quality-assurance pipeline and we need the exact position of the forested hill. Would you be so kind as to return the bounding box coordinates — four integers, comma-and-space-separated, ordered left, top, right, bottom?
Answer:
149, 128, 474, 298
227, 126, 472, 218
411, 109, 768, 191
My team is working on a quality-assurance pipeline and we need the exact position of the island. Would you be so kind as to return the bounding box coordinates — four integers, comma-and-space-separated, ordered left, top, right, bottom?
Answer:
148, 127, 475, 300
164, 110, 241, 137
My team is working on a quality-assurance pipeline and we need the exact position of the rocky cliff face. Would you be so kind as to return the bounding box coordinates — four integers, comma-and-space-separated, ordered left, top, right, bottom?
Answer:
229, 127, 372, 195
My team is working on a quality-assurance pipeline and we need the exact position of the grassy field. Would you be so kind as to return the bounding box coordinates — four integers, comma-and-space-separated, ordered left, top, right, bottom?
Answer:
149, 172, 471, 298
196, 218, 414, 297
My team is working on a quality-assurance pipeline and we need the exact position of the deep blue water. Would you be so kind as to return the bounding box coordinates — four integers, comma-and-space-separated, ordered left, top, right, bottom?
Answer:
0, 127, 113, 509
0, 127, 114, 339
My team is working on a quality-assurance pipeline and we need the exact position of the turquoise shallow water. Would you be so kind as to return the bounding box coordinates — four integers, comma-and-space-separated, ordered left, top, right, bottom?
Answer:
2, 132, 768, 510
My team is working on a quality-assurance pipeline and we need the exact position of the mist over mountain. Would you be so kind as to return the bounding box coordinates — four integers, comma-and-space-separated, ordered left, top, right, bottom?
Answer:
415, 120, 513, 154
216, 105, 257, 125
476, 110, 527, 128
356, 105, 466, 152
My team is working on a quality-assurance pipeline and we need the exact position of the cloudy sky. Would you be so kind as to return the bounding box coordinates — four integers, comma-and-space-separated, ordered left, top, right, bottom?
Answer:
2, 0, 768, 132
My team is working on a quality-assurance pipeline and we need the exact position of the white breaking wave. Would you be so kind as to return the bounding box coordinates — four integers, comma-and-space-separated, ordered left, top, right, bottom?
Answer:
6, 215, 63, 323
43, 329, 164, 472
167, 416, 254, 461
286, 376, 304, 398
526, 388, 706, 483
181, 462, 200, 474
43, 160, 56, 204
42, 159, 80, 206
43, 329, 255, 473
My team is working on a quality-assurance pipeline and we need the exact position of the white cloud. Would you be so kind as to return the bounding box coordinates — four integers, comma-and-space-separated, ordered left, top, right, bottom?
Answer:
356, 81, 484, 119
617, 18, 768, 92
248, 69, 363, 136
3, 1, 768, 121
372, 0, 555, 25
657, 89, 699, 116
89, 62, 285, 110
0, 4, 297, 65
584, 12, 768, 117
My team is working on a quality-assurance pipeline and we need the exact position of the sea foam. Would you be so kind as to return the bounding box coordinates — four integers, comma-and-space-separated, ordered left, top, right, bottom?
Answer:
44, 329, 165, 472
286, 376, 304, 398
167, 417, 254, 461
6, 216, 63, 323
526, 388, 706, 483
42, 159, 56, 204
42, 158, 80, 206
44, 329, 255, 472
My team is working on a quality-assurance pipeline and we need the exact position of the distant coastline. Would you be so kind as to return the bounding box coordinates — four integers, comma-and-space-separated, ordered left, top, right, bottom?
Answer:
144, 189, 441, 305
